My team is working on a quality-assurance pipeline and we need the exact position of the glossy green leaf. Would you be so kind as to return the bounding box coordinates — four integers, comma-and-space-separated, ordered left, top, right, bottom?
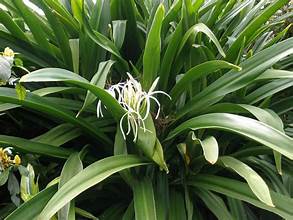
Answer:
5, 185, 57, 220
167, 113, 293, 160
112, 20, 127, 50
78, 60, 115, 116
177, 23, 226, 59
226, 0, 289, 61
58, 153, 83, 220
194, 136, 219, 164
177, 37, 293, 118
13, 0, 53, 54
189, 175, 293, 219
0, 135, 73, 159
142, 4, 164, 90
38, 155, 148, 220
170, 60, 241, 101
83, 13, 128, 70
0, 87, 111, 144
133, 178, 157, 220
220, 156, 274, 206
32, 123, 81, 147
20, 68, 125, 121
195, 188, 234, 220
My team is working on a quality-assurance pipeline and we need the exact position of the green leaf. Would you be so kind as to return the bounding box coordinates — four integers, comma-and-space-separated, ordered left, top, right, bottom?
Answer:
169, 189, 186, 220
0, 10, 27, 40
142, 4, 165, 90
20, 68, 125, 121
13, 0, 53, 54
167, 113, 293, 160
58, 153, 83, 220
15, 83, 26, 101
20, 164, 39, 202
69, 39, 80, 74
257, 69, 293, 80
193, 136, 219, 164
133, 178, 157, 220
112, 20, 127, 50
0, 168, 11, 186
177, 23, 226, 59
31, 123, 81, 147
159, 20, 183, 91
77, 60, 115, 116
75, 207, 98, 220
5, 185, 57, 220
82, 13, 128, 70
170, 60, 241, 101
176, 37, 293, 118
38, 155, 148, 220
195, 188, 234, 220
244, 79, 293, 104
0, 87, 111, 144
226, 0, 289, 61
220, 156, 274, 207
71, 0, 83, 23
36, 0, 73, 68
0, 135, 73, 159
152, 139, 168, 172
188, 175, 293, 219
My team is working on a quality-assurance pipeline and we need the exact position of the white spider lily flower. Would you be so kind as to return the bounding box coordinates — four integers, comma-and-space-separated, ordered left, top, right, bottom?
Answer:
0, 47, 14, 85
97, 73, 171, 141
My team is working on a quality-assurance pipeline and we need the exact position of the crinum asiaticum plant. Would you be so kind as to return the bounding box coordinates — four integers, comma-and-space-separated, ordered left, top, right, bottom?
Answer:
1, 0, 293, 219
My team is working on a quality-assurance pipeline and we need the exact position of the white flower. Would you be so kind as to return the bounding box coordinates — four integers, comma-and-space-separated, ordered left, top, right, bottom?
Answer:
0, 47, 14, 85
97, 73, 171, 141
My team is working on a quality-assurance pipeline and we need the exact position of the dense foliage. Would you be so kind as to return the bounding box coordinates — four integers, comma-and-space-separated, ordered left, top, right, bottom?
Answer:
0, 0, 293, 219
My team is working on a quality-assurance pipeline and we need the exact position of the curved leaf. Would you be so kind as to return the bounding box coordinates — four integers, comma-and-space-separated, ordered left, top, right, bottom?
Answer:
177, 23, 226, 58
20, 68, 125, 120
188, 175, 293, 219
0, 87, 111, 144
0, 135, 73, 159
167, 113, 293, 160
220, 156, 274, 206
5, 185, 57, 220
170, 60, 241, 101
38, 155, 148, 220
176, 37, 293, 119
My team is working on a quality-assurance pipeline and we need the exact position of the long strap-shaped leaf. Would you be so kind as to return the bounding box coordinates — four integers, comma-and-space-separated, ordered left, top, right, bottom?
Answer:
188, 174, 293, 219
5, 185, 57, 220
133, 178, 157, 220
38, 155, 148, 220
226, 0, 289, 61
142, 4, 164, 90
170, 60, 241, 101
0, 135, 73, 159
167, 113, 293, 160
0, 87, 111, 144
220, 156, 274, 207
20, 68, 125, 120
0, 10, 27, 40
176, 37, 293, 119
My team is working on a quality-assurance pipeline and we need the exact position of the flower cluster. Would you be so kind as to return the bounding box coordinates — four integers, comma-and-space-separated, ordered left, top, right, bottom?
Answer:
0, 47, 15, 85
0, 147, 21, 172
97, 73, 171, 141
